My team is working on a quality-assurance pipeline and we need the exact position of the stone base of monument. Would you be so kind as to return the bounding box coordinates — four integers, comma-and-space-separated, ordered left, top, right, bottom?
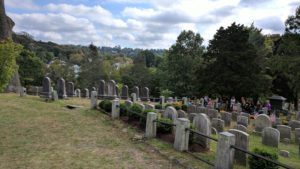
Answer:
104, 96, 117, 100
141, 98, 150, 102
40, 92, 52, 98
121, 96, 129, 100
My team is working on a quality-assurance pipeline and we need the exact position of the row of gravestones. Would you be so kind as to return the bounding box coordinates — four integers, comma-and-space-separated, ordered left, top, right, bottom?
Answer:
185, 104, 300, 150
97, 80, 149, 101
40, 77, 90, 100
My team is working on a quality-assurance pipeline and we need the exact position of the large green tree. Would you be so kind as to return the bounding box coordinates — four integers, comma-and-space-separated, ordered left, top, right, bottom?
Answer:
16, 50, 44, 88
270, 6, 300, 109
205, 23, 269, 100
0, 39, 22, 91
166, 30, 205, 97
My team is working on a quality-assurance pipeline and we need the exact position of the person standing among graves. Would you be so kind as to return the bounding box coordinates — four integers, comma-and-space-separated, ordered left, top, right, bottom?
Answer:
204, 95, 208, 107
266, 100, 271, 115
230, 96, 236, 111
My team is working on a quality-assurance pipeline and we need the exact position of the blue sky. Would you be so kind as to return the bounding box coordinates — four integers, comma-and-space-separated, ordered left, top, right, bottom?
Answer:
5, 0, 300, 49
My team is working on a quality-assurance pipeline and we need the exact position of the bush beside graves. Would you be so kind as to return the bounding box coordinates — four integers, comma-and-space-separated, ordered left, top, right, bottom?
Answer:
99, 100, 112, 112
157, 117, 173, 134
248, 148, 279, 169
128, 103, 143, 120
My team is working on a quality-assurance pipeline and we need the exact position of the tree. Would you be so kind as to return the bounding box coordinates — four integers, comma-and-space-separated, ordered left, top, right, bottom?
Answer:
16, 50, 44, 88
270, 6, 300, 109
166, 30, 205, 97
0, 39, 22, 91
205, 23, 269, 100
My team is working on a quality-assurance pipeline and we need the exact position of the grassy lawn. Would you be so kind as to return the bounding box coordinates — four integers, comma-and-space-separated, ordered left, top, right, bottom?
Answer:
0, 94, 183, 169
0, 94, 299, 169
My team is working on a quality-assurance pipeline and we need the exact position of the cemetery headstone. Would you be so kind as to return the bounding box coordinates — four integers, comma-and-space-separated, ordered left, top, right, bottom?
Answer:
211, 127, 218, 135
262, 127, 280, 147
228, 129, 249, 166
106, 80, 117, 100
121, 85, 129, 100
90, 91, 97, 109
288, 120, 300, 131
141, 87, 150, 101
231, 111, 238, 121
19, 87, 26, 97
279, 150, 290, 158
51, 90, 58, 101
75, 89, 81, 98
207, 109, 218, 119
277, 125, 291, 140
125, 100, 133, 108
221, 112, 232, 126
98, 80, 106, 99
57, 78, 67, 99
188, 113, 197, 122
193, 113, 211, 149
131, 93, 136, 103
92, 87, 96, 91
133, 86, 140, 101
138, 104, 145, 111
240, 112, 250, 123
237, 116, 248, 127
145, 104, 155, 110
296, 111, 300, 121
167, 97, 173, 103
82, 88, 89, 98
177, 110, 186, 118
196, 106, 206, 114
40, 77, 52, 98
187, 104, 197, 114
254, 114, 271, 134
66, 82, 75, 97
234, 124, 247, 133
160, 96, 165, 109
212, 118, 224, 132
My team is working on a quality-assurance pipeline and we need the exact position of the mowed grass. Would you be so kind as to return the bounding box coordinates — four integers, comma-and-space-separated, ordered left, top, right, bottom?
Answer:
0, 93, 181, 169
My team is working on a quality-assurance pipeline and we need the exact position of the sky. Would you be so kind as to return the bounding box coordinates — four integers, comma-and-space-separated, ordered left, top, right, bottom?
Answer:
5, 0, 300, 49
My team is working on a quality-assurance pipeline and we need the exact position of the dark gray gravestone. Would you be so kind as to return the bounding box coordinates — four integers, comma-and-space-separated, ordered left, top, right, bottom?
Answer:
228, 129, 249, 166
237, 116, 248, 127
221, 112, 231, 126
66, 82, 75, 97
212, 118, 224, 132
82, 88, 89, 98
231, 111, 238, 121
57, 78, 67, 99
40, 77, 52, 98
187, 104, 197, 114
133, 86, 140, 100
141, 87, 150, 102
75, 89, 81, 98
105, 80, 116, 100
98, 80, 106, 99
295, 128, 300, 144
121, 85, 129, 100
262, 127, 280, 147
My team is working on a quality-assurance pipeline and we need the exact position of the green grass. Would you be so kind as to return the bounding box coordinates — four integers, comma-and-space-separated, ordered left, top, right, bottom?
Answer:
0, 94, 181, 169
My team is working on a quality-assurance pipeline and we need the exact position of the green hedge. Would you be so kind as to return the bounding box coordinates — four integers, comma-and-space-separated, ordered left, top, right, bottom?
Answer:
248, 148, 279, 169
157, 117, 173, 134
99, 100, 112, 112
181, 104, 187, 111
155, 104, 162, 109
128, 103, 143, 121
120, 103, 127, 116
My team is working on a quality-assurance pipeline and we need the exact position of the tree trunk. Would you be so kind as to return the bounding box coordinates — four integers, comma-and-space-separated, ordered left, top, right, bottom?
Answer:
294, 93, 298, 111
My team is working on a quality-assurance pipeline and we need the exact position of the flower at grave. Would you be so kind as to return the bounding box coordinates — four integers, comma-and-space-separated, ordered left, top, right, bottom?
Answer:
220, 110, 225, 113
283, 120, 288, 125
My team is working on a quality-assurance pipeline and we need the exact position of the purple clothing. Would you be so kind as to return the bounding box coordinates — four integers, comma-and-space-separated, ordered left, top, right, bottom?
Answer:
266, 103, 271, 111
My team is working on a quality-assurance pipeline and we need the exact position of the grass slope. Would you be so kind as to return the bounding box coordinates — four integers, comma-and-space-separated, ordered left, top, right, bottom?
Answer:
0, 94, 180, 169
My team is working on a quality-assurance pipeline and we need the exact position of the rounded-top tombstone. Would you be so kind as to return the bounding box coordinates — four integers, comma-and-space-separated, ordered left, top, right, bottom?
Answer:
57, 78, 67, 99
98, 80, 106, 99
121, 85, 129, 100
40, 77, 52, 98
254, 114, 271, 134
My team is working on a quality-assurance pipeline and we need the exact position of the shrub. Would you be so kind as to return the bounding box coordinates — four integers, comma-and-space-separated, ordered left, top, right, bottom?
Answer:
140, 108, 156, 128
120, 103, 127, 116
155, 104, 162, 109
99, 100, 112, 112
174, 104, 181, 110
165, 103, 173, 108
157, 117, 173, 134
128, 103, 143, 121
181, 104, 188, 111
248, 148, 279, 169
189, 123, 196, 144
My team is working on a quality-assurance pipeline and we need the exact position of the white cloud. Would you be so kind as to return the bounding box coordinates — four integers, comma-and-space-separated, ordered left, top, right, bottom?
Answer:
6, 0, 39, 10
5, 0, 300, 49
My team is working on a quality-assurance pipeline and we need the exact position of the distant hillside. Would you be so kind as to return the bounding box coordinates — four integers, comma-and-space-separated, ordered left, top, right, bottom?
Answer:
12, 32, 166, 64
